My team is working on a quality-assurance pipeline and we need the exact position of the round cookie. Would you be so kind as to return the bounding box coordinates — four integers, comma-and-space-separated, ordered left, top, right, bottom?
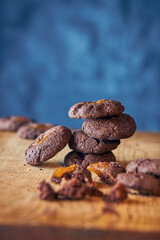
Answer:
82, 152, 116, 167
126, 158, 160, 177
68, 99, 125, 119
64, 151, 84, 166
82, 113, 136, 140
64, 151, 116, 167
0, 116, 33, 131
25, 126, 71, 166
17, 122, 55, 139
69, 130, 120, 154
117, 173, 160, 196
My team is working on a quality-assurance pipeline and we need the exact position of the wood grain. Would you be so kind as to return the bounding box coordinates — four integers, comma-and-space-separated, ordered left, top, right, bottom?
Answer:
0, 131, 160, 239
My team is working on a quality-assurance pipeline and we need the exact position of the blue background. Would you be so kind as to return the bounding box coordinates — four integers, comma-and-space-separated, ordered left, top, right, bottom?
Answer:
0, 0, 160, 130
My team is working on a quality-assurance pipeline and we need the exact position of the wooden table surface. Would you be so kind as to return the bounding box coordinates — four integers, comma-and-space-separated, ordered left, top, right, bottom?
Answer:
0, 131, 160, 240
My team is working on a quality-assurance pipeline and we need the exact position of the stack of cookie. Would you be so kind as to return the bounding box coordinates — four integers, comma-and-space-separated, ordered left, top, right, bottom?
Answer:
65, 99, 136, 167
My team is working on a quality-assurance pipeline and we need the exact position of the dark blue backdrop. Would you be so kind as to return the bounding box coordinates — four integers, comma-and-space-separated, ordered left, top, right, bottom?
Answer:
0, 0, 160, 130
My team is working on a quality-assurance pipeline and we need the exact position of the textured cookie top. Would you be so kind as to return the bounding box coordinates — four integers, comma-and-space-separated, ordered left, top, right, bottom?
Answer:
82, 113, 136, 140
69, 130, 120, 154
68, 99, 125, 119
64, 151, 116, 167
82, 152, 116, 167
126, 158, 160, 177
25, 126, 71, 165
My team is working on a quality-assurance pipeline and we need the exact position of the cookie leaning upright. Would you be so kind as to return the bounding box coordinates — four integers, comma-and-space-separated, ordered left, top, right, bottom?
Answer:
25, 126, 71, 166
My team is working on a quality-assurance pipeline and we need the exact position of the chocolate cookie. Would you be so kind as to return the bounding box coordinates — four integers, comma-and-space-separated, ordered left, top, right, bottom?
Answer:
126, 158, 160, 177
64, 151, 83, 166
99, 162, 126, 185
17, 122, 55, 139
64, 151, 116, 167
25, 126, 71, 166
0, 116, 33, 131
69, 130, 120, 154
117, 173, 160, 196
82, 152, 116, 167
68, 99, 125, 119
82, 113, 136, 140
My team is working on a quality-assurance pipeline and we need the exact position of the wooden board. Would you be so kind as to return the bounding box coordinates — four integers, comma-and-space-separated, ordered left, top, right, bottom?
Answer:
0, 131, 160, 240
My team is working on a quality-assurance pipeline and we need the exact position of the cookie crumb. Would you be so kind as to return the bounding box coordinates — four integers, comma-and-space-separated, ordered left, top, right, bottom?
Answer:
103, 182, 128, 203
51, 165, 92, 184
102, 204, 119, 217
39, 180, 56, 201
57, 178, 102, 200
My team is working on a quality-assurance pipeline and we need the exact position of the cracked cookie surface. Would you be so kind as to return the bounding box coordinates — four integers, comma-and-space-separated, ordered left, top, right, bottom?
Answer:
69, 130, 120, 154
82, 113, 136, 140
64, 151, 116, 167
68, 99, 125, 119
